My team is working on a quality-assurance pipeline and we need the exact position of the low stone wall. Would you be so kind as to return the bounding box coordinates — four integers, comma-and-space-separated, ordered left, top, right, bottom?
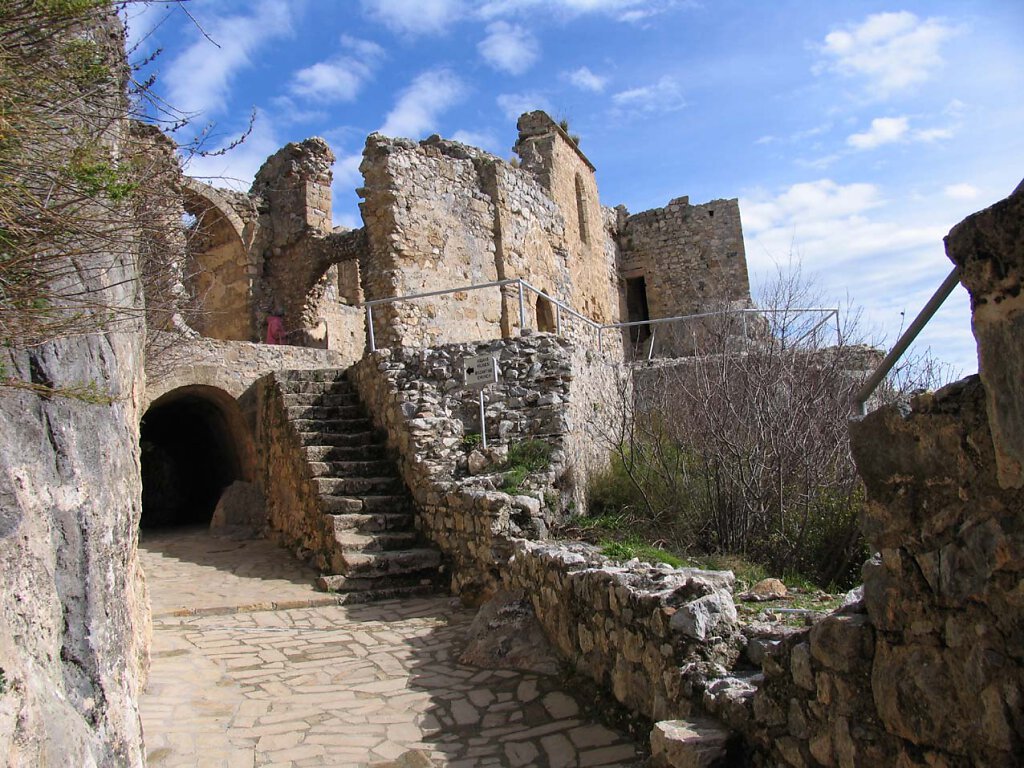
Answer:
254, 372, 334, 568
505, 540, 743, 723
350, 333, 626, 601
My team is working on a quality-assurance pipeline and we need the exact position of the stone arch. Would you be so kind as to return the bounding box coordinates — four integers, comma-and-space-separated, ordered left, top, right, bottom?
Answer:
139, 384, 256, 529
181, 178, 255, 341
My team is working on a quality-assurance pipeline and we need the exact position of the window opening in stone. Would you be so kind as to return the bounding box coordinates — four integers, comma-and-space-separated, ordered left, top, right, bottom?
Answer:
625, 276, 651, 345
575, 173, 589, 244
140, 391, 242, 529
536, 295, 556, 333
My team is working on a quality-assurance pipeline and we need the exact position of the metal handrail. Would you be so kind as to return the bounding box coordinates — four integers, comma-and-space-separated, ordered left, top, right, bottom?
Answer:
852, 266, 962, 416
361, 276, 842, 361
362, 277, 602, 352
601, 306, 841, 357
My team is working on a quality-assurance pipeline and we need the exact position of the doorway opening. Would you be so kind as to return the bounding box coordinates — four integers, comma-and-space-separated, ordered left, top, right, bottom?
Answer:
140, 386, 244, 529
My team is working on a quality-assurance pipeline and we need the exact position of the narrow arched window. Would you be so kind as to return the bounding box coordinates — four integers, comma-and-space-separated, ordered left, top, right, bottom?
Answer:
536, 295, 556, 333
575, 173, 589, 245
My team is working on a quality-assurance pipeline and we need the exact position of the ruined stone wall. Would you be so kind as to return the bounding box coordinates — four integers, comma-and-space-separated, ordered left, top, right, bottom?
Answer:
350, 334, 626, 601
506, 541, 742, 723
515, 112, 620, 327
359, 136, 502, 349
357, 120, 624, 355
185, 205, 253, 340
618, 196, 751, 357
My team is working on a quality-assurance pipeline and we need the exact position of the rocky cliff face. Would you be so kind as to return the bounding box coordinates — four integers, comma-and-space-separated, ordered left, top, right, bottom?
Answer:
0, 6, 148, 765
0, 338, 148, 766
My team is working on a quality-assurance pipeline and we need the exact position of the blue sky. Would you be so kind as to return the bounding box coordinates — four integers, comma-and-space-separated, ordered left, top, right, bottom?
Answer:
125, 0, 1024, 375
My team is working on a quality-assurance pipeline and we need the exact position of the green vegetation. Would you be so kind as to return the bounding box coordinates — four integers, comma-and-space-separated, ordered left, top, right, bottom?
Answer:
499, 438, 553, 493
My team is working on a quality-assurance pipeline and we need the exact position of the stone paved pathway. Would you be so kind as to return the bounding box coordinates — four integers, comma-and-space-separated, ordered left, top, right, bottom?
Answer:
139, 528, 645, 767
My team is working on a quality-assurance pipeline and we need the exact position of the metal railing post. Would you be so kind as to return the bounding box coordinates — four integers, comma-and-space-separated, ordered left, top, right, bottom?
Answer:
555, 304, 562, 335
853, 266, 961, 416
366, 305, 376, 352
517, 280, 526, 330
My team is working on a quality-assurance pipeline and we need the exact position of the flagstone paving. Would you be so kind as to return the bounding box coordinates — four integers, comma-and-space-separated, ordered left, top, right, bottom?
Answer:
139, 528, 646, 767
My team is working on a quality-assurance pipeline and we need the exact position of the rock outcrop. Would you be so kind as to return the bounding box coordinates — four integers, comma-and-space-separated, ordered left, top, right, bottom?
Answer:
0, 8, 149, 765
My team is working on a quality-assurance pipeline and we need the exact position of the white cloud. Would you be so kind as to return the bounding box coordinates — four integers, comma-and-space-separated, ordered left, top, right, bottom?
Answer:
743, 179, 883, 235
741, 178, 975, 371
817, 11, 957, 96
612, 76, 685, 115
121, 1, 173, 54
333, 152, 365, 189
361, 0, 464, 35
565, 66, 607, 92
479, 0, 681, 22
182, 110, 283, 192
478, 21, 540, 75
451, 130, 501, 152
289, 36, 385, 103
496, 92, 552, 121
944, 183, 980, 200
379, 69, 466, 138
847, 116, 908, 149
291, 60, 368, 102
915, 127, 954, 142
164, 0, 294, 117
846, 116, 955, 150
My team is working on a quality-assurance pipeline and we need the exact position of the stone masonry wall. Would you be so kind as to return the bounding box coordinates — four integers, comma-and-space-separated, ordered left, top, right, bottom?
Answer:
254, 373, 337, 569
618, 196, 751, 358
515, 112, 620, 327
350, 334, 626, 602
505, 541, 743, 723
357, 118, 624, 356
359, 135, 502, 349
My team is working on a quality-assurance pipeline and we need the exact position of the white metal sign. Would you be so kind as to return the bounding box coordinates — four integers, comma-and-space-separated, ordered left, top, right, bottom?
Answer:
463, 354, 498, 389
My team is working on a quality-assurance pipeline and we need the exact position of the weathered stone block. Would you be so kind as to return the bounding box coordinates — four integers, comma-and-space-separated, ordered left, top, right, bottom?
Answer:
649, 718, 731, 768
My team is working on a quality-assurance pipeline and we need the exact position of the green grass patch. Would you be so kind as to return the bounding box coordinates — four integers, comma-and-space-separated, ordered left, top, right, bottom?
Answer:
499, 439, 552, 493
599, 535, 685, 568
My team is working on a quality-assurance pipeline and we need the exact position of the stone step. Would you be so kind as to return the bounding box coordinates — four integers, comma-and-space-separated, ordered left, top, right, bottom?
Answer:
277, 379, 353, 395
650, 718, 731, 768
313, 476, 402, 496
286, 404, 365, 420
328, 512, 415, 533
292, 417, 373, 434
340, 548, 442, 578
303, 444, 387, 462
282, 392, 361, 408
320, 494, 410, 515
279, 369, 350, 383
307, 459, 394, 478
316, 573, 438, 597
297, 430, 380, 447
334, 530, 420, 552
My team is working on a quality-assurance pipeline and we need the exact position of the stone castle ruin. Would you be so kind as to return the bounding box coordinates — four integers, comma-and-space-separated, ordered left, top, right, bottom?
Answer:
1, 11, 1021, 766
175, 110, 750, 364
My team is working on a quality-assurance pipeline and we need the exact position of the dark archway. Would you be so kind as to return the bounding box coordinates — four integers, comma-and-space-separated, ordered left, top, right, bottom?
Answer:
140, 385, 248, 529
536, 295, 556, 333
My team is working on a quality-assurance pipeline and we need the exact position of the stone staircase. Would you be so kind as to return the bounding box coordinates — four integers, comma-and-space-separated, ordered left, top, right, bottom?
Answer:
276, 369, 442, 601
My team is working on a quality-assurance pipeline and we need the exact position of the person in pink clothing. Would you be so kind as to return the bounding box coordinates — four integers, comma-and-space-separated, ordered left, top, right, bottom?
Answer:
265, 310, 286, 345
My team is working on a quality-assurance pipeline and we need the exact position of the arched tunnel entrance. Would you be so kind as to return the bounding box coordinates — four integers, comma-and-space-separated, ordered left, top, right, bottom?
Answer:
140, 385, 251, 529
